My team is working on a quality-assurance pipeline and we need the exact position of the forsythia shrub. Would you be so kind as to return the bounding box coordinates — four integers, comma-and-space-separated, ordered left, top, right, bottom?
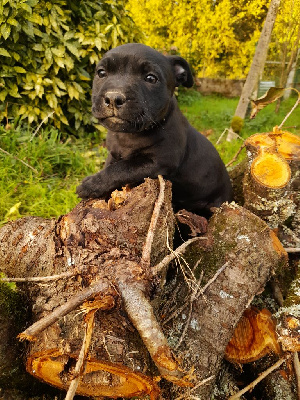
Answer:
126, 0, 269, 79
0, 0, 141, 134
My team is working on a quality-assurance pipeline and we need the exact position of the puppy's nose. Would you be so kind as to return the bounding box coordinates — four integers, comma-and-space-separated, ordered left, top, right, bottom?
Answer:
104, 91, 126, 108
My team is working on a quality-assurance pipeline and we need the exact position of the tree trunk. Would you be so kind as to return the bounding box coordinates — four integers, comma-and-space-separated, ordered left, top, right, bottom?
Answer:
229, 0, 281, 139
157, 204, 287, 399
243, 129, 300, 230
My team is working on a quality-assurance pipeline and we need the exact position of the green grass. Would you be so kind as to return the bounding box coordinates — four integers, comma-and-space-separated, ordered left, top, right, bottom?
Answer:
0, 126, 107, 225
0, 89, 299, 224
178, 88, 300, 165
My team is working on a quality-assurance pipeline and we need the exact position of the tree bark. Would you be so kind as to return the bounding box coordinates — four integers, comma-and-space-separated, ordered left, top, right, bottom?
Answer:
158, 204, 287, 399
229, 0, 281, 139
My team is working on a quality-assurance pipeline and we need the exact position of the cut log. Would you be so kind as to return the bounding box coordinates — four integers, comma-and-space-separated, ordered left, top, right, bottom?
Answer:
0, 179, 178, 399
157, 203, 287, 399
243, 128, 300, 229
225, 307, 280, 364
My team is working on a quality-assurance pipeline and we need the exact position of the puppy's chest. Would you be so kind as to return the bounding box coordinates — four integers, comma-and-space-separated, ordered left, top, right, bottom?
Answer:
107, 131, 162, 160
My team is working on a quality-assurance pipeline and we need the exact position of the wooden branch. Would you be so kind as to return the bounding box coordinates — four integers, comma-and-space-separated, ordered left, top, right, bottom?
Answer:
19, 279, 113, 341
0, 271, 76, 283
279, 90, 300, 129
65, 310, 96, 400
118, 281, 192, 386
141, 175, 165, 268
284, 248, 300, 253
174, 375, 215, 400
201, 261, 229, 294
152, 237, 204, 276
0, 146, 38, 173
226, 143, 245, 167
228, 355, 291, 400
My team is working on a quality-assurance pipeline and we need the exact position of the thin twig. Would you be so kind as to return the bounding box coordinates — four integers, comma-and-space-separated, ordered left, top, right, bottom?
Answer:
30, 111, 55, 141
175, 301, 193, 350
174, 375, 215, 400
226, 143, 245, 168
1, 271, 75, 283
284, 248, 300, 253
216, 128, 229, 145
18, 279, 111, 341
279, 89, 300, 129
65, 310, 96, 400
201, 261, 229, 294
228, 355, 291, 400
293, 352, 300, 400
0, 146, 38, 173
141, 175, 165, 268
152, 237, 205, 276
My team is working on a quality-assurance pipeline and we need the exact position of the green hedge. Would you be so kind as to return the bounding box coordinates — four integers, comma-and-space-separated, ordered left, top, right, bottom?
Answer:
0, 0, 141, 135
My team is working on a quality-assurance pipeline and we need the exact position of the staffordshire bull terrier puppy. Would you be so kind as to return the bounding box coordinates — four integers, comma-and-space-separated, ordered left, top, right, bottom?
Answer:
76, 43, 232, 215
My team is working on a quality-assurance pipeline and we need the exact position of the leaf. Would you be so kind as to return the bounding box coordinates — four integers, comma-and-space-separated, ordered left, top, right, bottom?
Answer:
77, 68, 91, 81
0, 89, 7, 101
8, 83, 21, 98
51, 47, 65, 57
65, 42, 80, 57
0, 48, 11, 57
32, 43, 44, 51
250, 87, 285, 119
14, 66, 26, 73
1, 24, 11, 40
5, 202, 22, 219
7, 18, 19, 27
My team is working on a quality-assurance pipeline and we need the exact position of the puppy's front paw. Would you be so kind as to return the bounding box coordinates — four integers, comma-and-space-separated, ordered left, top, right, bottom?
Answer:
76, 175, 106, 199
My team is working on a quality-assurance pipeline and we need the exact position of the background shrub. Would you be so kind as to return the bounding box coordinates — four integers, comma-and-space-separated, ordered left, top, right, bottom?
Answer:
0, 0, 141, 135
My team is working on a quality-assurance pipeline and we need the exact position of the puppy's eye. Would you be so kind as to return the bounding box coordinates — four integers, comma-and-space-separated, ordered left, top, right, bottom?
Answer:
145, 74, 158, 84
97, 69, 107, 78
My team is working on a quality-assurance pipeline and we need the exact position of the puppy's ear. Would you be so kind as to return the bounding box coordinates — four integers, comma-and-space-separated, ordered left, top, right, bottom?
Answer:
168, 56, 194, 88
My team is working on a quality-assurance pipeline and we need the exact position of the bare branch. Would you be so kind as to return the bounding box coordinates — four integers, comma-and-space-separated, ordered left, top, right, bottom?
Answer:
284, 248, 300, 253
30, 111, 55, 141
65, 310, 96, 400
201, 261, 230, 294
279, 88, 300, 129
18, 279, 112, 341
226, 144, 246, 168
0, 146, 38, 174
118, 281, 190, 385
152, 237, 205, 276
174, 375, 215, 400
1, 271, 75, 283
228, 355, 291, 400
141, 175, 165, 268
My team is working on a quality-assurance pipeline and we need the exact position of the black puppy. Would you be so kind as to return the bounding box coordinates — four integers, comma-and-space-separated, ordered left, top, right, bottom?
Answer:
77, 43, 232, 214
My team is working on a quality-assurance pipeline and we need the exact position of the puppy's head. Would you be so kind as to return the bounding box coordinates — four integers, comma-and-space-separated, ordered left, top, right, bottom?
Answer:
92, 43, 193, 133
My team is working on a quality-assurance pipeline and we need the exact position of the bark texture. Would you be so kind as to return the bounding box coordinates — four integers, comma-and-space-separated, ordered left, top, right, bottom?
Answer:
230, 0, 281, 133
158, 203, 287, 399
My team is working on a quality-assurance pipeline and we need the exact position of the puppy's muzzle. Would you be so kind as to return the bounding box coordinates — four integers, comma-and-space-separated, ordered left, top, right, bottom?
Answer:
104, 90, 126, 109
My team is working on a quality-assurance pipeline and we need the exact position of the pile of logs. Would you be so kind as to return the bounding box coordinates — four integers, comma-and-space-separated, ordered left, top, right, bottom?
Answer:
0, 128, 299, 399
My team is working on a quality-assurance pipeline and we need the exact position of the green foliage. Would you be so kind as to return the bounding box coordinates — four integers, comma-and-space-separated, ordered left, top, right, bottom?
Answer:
0, 125, 107, 225
127, 0, 269, 79
0, 0, 141, 134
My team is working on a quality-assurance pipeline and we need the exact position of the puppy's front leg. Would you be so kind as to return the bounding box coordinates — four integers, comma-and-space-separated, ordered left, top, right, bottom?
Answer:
76, 156, 165, 199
